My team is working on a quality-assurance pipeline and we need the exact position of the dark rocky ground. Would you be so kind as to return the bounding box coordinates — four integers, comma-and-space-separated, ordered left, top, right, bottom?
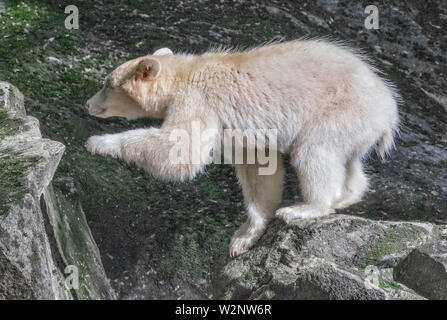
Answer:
0, 0, 445, 299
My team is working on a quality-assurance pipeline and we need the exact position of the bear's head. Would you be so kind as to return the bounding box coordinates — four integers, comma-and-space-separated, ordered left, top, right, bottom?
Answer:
86, 48, 174, 120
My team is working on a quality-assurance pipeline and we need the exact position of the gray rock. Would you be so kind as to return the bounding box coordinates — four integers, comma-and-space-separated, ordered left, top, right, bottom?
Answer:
264, 6, 311, 33
42, 179, 116, 299
317, 0, 339, 12
213, 215, 444, 300
0, 82, 114, 299
0, 82, 68, 299
394, 240, 447, 300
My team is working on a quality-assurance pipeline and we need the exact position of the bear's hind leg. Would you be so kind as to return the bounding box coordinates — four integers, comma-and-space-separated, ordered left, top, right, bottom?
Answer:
229, 154, 284, 257
332, 157, 368, 209
276, 146, 345, 223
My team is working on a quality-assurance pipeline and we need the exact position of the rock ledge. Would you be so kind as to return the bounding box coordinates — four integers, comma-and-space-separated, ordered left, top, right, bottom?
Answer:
214, 215, 447, 300
0, 82, 115, 300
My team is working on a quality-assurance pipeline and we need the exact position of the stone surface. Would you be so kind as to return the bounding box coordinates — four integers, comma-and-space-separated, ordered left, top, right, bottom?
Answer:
42, 179, 116, 299
394, 240, 447, 300
0, 82, 114, 299
213, 215, 445, 300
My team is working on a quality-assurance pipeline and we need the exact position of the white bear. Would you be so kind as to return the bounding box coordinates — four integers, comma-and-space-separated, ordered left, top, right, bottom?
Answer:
85, 40, 400, 256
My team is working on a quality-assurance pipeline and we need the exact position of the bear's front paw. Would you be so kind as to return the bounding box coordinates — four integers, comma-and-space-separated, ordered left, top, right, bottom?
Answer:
229, 221, 266, 257
85, 136, 101, 154
86, 135, 121, 158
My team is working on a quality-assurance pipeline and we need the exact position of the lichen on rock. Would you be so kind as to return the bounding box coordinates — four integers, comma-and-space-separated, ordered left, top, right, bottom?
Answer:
213, 215, 446, 300
0, 82, 115, 300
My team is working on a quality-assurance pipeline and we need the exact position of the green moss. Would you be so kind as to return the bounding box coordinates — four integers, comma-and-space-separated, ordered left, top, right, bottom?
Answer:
358, 225, 424, 268
0, 1, 94, 107
48, 185, 109, 299
406, 200, 430, 221
199, 180, 222, 199
346, 219, 367, 233
0, 154, 26, 214
169, 233, 205, 278
0, 88, 40, 214
0, 109, 22, 142
378, 277, 402, 290
162, 198, 242, 278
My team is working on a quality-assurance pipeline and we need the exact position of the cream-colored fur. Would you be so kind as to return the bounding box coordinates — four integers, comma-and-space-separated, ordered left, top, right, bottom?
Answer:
86, 40, 400, 257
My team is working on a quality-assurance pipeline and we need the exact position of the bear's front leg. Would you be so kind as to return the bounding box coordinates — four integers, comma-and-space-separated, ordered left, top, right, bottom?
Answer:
86, 122, 218, 182
86, 128, 153, 159
230, 154, 284, 257
86, 133, 124, 158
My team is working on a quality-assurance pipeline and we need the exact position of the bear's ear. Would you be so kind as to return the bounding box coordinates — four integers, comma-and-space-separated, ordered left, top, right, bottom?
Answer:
153, 47, 173, 56
135, 58, 161, 81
